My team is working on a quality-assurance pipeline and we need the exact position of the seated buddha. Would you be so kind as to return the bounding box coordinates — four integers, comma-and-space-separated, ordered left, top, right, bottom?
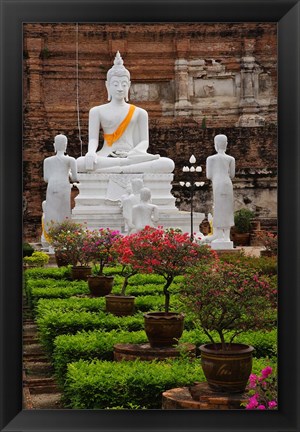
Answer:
76, 51, 175, 174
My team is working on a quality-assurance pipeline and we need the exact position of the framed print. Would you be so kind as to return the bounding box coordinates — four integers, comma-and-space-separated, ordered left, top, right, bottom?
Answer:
1, 0, 299, 431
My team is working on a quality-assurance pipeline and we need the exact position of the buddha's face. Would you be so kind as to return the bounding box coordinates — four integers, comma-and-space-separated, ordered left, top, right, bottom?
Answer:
106, 75, 130, 101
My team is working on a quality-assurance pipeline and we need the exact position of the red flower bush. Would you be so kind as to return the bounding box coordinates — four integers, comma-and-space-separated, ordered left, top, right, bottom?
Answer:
82, 228, 121, 275
243, 366, 277, 410
180, 261, 277, 349
115, 226, 217, 312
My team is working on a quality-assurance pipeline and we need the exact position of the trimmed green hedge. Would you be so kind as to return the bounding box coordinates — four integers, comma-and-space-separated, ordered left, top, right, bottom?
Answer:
53, 329, 148, 385
63, 356, 277, 409
53, 327, 277, 386
24, 266, 71, 280
37, 311, 145, 354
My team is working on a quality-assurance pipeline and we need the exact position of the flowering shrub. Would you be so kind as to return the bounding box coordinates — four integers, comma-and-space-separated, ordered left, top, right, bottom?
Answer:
257, 231, 278, 255
116, 226, 217, 312
47, 220, 90, 267
180, 261, 277, 349
82, 228, 121, 275
111, 236, 138, 295
243, 366, 277, 410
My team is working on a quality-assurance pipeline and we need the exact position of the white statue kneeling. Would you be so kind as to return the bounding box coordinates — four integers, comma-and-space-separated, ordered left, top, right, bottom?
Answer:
131, 188, 159, 232
76, 51, 174, 174
43, 134, 78, 234
203, 134, 235, 249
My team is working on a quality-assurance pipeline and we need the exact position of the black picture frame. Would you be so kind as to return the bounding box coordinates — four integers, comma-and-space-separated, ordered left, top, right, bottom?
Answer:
1, 0, 299, 431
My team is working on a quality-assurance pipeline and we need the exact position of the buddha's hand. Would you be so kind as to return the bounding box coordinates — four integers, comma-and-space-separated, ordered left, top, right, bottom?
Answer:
85, 152, 97, 170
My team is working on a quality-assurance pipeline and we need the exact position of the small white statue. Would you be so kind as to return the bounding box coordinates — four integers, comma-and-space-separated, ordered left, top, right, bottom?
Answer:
204, 134, 235, 249
121, 178, 144, 233
131, 187, 159, 232
76, 51, 174, 174
43, 134, 78, 234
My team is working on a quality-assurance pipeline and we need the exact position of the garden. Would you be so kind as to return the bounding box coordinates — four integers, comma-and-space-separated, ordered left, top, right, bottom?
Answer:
23, 221, 278, 410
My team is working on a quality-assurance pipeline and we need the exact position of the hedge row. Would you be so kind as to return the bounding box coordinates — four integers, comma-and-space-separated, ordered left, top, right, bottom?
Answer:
219, 252, 277, 275
63, 356, 277, 409
35, 295, 181, 320
53, 327, 277, 386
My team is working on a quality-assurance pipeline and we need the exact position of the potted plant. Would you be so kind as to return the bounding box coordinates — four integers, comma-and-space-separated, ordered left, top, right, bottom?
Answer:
234, 208, 255, 246
105, 235, 139, 316
82, 228, 121, 296
257, 231, 278, 257
122, 226, 216, 347
180, 261, 277, 393
47, 219, 92, 279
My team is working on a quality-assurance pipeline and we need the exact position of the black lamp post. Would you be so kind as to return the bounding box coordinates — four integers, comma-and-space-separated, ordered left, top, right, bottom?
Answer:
180, 155, 205, 241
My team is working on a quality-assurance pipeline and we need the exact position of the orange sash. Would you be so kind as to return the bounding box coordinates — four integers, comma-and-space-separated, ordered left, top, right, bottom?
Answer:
104, 104, 136, 146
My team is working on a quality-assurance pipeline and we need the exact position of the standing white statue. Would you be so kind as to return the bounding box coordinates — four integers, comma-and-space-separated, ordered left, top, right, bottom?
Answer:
43, 134, 78, 233
120, 178, 144, 233
204, 134, 235, 249
131, 187, 159, 232
76, 51, 174, 174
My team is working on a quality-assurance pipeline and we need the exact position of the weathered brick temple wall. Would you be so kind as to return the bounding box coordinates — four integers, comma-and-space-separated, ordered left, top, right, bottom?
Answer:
23, 23, 277, 241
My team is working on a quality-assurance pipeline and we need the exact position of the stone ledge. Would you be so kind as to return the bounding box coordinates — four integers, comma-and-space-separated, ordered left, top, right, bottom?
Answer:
114, 342, 196, 361
162, 382, 248, 410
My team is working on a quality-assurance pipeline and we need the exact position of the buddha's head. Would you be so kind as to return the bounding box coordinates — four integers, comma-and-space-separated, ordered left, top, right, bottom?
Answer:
214, 134, 228, 153
54, 134, 67, 153
106, 51, 131, 102
131, 178, 143, 194
140, 188, 152, 203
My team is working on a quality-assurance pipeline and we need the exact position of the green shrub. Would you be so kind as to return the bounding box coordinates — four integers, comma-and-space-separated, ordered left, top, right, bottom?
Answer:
53, 329, 148, 385
37, 310, 144, 354
24, 266, 71, 280
23, 242, 34, 257
234, 208, 255, 233
63, 356, 277, 409
53, 327, 277, 387
23, 251, 49, 267
26, 279, 89, 313
36, 297, 106, 318
64, 358, 204, 409
219, 251, 277, 275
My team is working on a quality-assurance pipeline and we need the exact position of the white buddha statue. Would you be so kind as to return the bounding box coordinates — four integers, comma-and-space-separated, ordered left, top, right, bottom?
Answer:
131, 187, 159, 232
120, 178, 144, 233
43, 134, 78, 233
203, 134, 235, 248
76, 51, 174, 174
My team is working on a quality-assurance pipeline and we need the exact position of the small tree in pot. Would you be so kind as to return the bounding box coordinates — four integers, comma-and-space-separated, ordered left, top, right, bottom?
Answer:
233, 208, 255, 246
180, 261, 277, 393
82, 228, 121, 296
121, 226, 217, 347
105, 235, 140, 316
47, 219, 92, 279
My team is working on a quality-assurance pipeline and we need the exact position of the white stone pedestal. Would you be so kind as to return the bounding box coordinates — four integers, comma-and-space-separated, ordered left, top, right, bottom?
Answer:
211, 240, 234, 250
72, 172, 204, 234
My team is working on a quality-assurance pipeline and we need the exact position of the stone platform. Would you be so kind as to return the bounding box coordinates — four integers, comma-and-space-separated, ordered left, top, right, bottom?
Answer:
72, 172, 204, 233
114, 342, 196, 361
162, 382, 248, 410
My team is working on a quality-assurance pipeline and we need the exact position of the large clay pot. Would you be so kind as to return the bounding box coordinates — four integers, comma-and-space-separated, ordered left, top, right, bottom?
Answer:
234, 232, 250, 246
87, 275, 114, 296
71, 266, 92, 281
199, 343, 254, 393
105, 294, 135, 316
55, 251, 71, 267
144, 312, 184, 348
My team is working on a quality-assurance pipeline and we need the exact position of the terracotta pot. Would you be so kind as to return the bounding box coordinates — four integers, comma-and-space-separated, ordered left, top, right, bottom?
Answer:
144, 312, 184, 348
87, 275, 114, 296
199, 343, 254, 393
55, 252, 71, 267
71, 266, 92, 281
234, 232, 250, 246
105, 294, 135, 316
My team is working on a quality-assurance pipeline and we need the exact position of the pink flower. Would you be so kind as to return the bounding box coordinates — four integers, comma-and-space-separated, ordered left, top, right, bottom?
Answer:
268, 401, 277, 409
261, 366, 273, 379
257, 404, 266, 410
249, 373, 258, 389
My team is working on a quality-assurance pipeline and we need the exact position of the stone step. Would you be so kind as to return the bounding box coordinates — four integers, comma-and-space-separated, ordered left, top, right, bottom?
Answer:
29, 392, 63, 409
